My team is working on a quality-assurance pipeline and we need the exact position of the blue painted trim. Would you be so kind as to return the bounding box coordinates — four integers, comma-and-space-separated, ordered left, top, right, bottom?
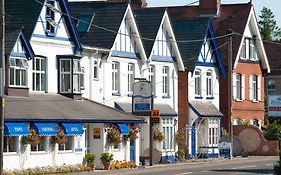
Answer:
195, 96, 203, 99
195, 61, 215, 67
161, 155, 176, 163
5, 119, 145, 124
162, 96, 171, 99
111, 50, 140, 59
191, 127, 196, 157
19, 30, 35, 60
32, 34, 70, 42
160, 114, 178, 117
208, 24, 227, 78
151, 55, 175, 63
112, 93, 121, 96
58, 0, 83, 53
206, 97, 214, 100
10, 52, 26, 57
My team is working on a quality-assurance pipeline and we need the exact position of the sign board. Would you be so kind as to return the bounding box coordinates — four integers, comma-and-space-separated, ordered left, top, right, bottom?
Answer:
268, 95, 281, 117
150, 109, 160, 123
74, 136, 83, 152
218, 142, 231, 158
132, 81, 152, 115
93, 128, 101, 139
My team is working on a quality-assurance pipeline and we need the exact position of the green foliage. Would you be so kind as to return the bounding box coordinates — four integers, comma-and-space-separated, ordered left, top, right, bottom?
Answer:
274, 161, 281, 175
100, 152, 114, 165
258, 7, 281, 41
153, 127, 165, 142
175, 129, 186, 144
263, 120, 281, 140
21, 129, 40, 146
106, 125, 121, 145
84, 153, 96, 164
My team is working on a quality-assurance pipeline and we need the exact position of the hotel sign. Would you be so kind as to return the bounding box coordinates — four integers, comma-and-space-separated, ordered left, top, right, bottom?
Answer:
132, 81, 152, 115
268, 95, 281, 117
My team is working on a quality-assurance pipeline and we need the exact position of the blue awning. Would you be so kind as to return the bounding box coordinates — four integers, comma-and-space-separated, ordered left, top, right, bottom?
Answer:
31, 123, 57, 136
60, 123, 84, 136
4, 123, 29, 136
117, 124, 129, 135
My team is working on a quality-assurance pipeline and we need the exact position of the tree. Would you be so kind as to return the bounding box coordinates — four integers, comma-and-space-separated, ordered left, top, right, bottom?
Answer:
258, 7, 281, 41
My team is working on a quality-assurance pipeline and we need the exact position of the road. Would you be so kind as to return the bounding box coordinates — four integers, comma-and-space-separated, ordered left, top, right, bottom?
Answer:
76, 156, 278, 175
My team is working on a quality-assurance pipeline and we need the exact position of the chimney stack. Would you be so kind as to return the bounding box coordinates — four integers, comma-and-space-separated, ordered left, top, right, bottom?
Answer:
199, 0, 221, 16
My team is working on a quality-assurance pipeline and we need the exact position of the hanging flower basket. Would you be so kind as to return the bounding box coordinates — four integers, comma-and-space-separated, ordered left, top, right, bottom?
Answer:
175, 129, 186, 144
153, 127, 165, 142
124, 125, 139, 141
51, 126, 66, 145
21, 129, 40, 146
106, 125, 121, 145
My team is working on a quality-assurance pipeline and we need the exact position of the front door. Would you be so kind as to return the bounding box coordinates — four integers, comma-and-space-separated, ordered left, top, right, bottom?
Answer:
130, 140, 135, 161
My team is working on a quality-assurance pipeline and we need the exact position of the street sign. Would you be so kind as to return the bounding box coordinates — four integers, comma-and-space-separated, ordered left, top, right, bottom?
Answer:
150, 109, 160, 123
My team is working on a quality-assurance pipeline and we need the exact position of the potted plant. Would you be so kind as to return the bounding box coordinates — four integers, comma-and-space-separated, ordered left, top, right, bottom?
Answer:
106, 125, 121, 145
153, 127, 165, 142
100, 152, 114, 170
176, 150, 185, 161
85, 153, 96, 171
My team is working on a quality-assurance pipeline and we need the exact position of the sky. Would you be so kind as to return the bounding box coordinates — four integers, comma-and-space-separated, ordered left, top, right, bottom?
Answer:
147, 0, 281, 26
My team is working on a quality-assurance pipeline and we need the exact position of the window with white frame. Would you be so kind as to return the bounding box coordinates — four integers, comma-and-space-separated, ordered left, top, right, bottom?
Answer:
162, 66, 169, 96
73, 59, 83, 93
80, 67, 85, 90
240, 39, 246, 59
46, 0, 56, 35
267, 80, 276, 95
31, 136, 47, 152
58, 136, 73, 151
9, 57, 28, 87
252, 75, 258, 101
250, 75, 261, 101
93, 59, 99, 80
128, 63, 135, 93
32, 57, 46, 92
162, 118, 175, 150
249, 39, 256, 60
236, 74, 242, 100
195, 69, 202, 96
206, 70, 212, 97
3, 136, 17, 153
252, 119, 260, 127
239, 38, 257, 60
112, 61, 120, 94
208, 119, 219, 145
60, 59, 71, 93
148, 65, 155, 94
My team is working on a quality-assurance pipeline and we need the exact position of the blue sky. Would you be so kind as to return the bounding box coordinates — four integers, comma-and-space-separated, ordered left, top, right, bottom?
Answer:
147, 0, 281, 26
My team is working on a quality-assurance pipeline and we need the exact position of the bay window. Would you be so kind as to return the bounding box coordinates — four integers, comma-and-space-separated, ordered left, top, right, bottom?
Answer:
9, 57, 28, 87
162, 118, 175, 151
208, 119, 219, 145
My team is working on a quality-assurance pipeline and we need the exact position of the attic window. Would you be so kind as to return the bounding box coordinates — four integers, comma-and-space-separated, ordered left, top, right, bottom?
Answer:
45, 0, 57, 36
77, 15, 94, 33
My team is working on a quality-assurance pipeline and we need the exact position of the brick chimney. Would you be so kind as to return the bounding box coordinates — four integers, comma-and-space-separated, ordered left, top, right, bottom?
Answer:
199, 0, 221, 15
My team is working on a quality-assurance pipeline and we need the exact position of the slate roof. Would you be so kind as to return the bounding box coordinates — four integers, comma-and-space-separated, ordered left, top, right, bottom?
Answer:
5, 94, 144, 123
190, 101, 223, 117
133, 8, 165, 58
263, 42, 281, 75
5, 0, 44, 55
167, 3, 252, 68
69, 1, 128, 49
172, 17, 210, 71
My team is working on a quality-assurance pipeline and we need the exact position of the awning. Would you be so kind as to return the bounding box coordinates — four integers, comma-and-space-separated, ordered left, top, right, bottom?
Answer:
60, 123, 84, 136
115, 102, 178, 116
4, 123, 29, 136
189, 101, 223, 118
31, 123, 57, 136
117, 124, 129, 135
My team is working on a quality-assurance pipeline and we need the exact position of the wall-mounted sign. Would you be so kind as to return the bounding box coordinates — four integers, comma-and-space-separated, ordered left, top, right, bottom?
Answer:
132, 81, 152, 115
93, 128, 101, 139
150, 109, 160, 123
268, 95, 281, 117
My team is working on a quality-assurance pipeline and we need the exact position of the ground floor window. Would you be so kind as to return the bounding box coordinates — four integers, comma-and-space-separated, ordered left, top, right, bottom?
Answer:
208, 119, 219, 145
4, 136, 17, 153
59, 136, 73, 151
31, 136, 47, 152
162, 118, 176, 150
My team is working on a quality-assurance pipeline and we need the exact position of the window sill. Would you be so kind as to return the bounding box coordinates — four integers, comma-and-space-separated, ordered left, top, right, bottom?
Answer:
3, 152, 18, 156
112, 93, 121, 96
93, 78, 99, 81
127, 93, 133, 97
206, 97, 214, 100
58, 150, 73, 154
30, 151, 47, 155
162, 96, 170, 99
252, 100, 259, 103
235, 99, 243, 102
195, 96, 203, 99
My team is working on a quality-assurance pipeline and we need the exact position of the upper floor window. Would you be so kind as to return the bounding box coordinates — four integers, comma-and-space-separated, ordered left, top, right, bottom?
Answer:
195, 69, 202, 97
32, 57, 46, 92
249, 39, 256, 60
239, 38, 257, 61
233, 73, 245, 101
236, 74, 242, 100
240, 40, 246, 59
267, 80, 276, 95
59, 57, 83, 93
148, 65, 156, 95
252, 75, 258, 101
162, 66, 169, 96
112, 61, 120, 94
46, 0, 56, 35
206, 70, 212, 97
128, 63, 135, 93
93, 59, 99, 80
9, 57, 28, 87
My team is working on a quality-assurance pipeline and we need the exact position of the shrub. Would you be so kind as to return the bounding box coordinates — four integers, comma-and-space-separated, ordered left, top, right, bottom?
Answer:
274, 161, 281, 175
153, 127, 165, 142
85, 153, 96, 164
264, 120, 281, 140
100, 152, 114, 165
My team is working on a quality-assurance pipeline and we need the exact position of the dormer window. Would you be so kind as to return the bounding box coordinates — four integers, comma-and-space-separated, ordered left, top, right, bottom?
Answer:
240, 38, 257, 61
46, 0, 56, 36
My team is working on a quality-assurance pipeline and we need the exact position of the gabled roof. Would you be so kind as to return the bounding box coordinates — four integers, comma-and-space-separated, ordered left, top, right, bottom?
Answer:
5, 0, 44, 55
69, 1, 128, 49
133, 8, 165, 57
5, 94, 144, 123
172, 17, 210, 71
264, 42, 281, 75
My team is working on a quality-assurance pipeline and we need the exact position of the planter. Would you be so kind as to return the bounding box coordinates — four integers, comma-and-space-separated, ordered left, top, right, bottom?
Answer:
103, 163, 110, 170
87, 163, 95, 171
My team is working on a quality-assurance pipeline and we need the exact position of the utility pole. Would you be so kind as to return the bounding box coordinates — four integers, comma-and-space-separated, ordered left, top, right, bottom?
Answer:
0, 0, 4, 173
227, 29, 233, 160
